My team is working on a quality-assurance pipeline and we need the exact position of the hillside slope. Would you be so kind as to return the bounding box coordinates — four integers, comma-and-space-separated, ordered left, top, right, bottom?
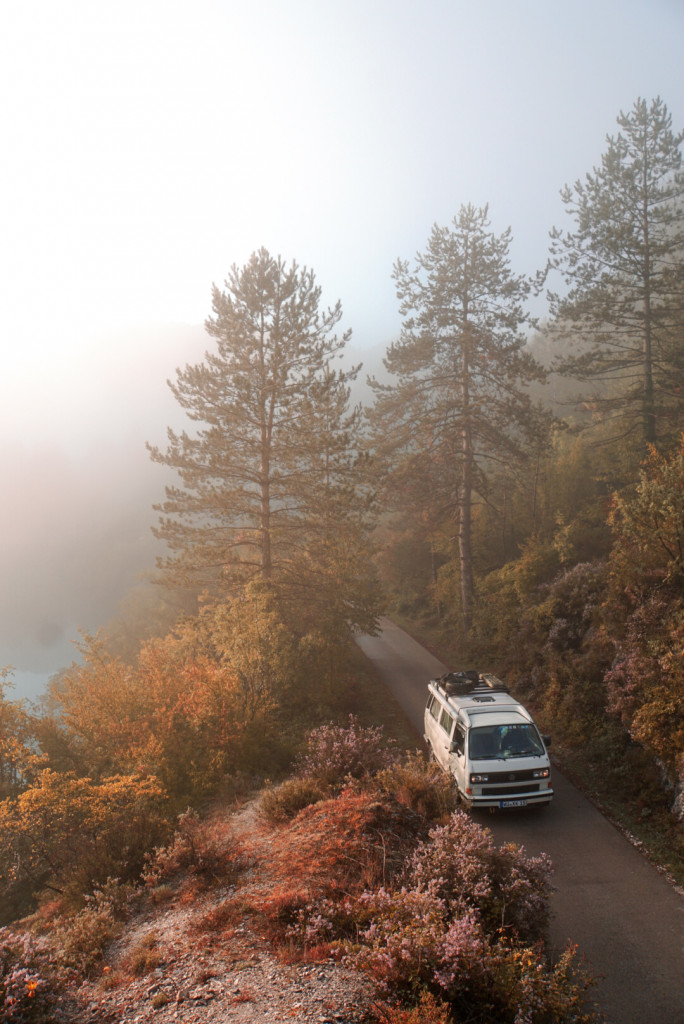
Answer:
61, 795, 375, 1024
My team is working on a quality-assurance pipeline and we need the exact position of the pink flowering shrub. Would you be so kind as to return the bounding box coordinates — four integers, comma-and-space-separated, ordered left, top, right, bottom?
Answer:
0, 929, 56, 1022
289, 808, 597, 1022
406, 810, 553, 944
344, 884, 596, 1023
295, 715, 400, 790
350, 884, 479, 991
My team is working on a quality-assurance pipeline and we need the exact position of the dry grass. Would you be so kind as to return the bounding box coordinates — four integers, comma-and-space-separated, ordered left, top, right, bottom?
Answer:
268, 789, 428, 894
121, 931, 163, 977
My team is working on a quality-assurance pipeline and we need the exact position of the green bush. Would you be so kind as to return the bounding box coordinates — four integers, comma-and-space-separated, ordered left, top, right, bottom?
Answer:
374, 752, 459, 822
259, 777, 328, 823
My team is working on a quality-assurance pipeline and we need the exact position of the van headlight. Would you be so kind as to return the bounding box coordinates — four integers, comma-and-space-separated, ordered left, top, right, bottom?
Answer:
533, 768, 550, 779
470, 773, 489, 783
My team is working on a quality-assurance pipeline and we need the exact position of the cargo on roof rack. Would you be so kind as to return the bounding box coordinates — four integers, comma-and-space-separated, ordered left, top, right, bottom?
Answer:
433, 670, 510, 697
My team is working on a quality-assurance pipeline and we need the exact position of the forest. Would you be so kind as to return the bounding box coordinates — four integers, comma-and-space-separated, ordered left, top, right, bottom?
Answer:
1, 96, 683, 1022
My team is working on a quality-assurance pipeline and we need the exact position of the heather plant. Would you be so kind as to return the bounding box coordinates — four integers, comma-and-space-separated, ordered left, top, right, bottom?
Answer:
285, 802, 596, 1021
344, 884, 597, 1023
406, 810, 552, 944
0, 928, 58, 1023
295, 716, 401, 791
349, 883, 462, 992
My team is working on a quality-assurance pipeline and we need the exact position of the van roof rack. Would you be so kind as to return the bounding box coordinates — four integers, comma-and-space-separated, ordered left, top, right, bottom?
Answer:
433, 670, 510, 697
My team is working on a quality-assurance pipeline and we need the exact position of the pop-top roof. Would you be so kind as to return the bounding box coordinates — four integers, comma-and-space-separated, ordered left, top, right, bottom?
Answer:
428, 671, 530, 722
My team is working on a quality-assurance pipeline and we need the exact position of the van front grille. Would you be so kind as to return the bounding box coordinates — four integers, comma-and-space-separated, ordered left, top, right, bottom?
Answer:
483, 769, 539, 783
482, 783, 540, 795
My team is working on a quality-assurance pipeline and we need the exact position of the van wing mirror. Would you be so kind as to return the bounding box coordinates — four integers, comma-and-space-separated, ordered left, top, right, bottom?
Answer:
543, 735, 552, 747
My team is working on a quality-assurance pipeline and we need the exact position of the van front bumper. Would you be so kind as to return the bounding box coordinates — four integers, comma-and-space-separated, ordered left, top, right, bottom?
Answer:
461, 787, 553, 809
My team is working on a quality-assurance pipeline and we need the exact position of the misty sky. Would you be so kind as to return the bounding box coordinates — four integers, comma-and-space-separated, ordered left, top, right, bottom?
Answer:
2, 0, 683, 695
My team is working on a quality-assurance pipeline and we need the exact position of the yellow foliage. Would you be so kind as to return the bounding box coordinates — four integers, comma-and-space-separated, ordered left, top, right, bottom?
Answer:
0, 770, 169, 911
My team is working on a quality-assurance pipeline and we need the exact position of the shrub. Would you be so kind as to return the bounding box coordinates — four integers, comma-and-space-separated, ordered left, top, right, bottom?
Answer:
342, 885, 597, 1023
286, 802, 595, 1021
259, 777, 328, 823
372, 990, 453, 1024
295, 716, 400, 790
121, 931, 162, 977
405, 810, 553, 944
349, 883, 459, 992
0, 771, 170, 919
143, 808, 245, 890
51, 904, 116, 977
0, 928, 58, 1022
374, 752, 459, 821
50, 879, 134, 976
269, 790, 428, 896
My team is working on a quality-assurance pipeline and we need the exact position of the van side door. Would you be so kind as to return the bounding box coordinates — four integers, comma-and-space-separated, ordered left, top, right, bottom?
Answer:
424, 692, 442, 757
436, 706, 454, 770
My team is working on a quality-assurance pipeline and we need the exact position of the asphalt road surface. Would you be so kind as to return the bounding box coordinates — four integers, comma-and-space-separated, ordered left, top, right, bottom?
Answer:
355, 618, 684, 1024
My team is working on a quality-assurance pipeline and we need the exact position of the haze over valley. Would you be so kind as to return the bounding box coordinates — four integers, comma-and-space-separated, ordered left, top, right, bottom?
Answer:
2, 0, 683, 698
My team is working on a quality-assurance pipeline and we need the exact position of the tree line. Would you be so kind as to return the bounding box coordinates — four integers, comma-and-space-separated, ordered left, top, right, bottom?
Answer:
1, 96, 684, 928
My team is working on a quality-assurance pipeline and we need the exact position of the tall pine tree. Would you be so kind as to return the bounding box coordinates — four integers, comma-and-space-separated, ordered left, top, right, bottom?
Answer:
369, 206, 546, 633
548, 97, 684, 450
148, 248, 378, 637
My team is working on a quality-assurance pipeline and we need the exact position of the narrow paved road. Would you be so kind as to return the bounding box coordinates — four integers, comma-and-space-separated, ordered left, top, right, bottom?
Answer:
356, 618, 684, 1024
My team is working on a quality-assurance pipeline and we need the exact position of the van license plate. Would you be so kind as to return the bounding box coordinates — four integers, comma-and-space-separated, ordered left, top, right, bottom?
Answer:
500, 799, 527, 808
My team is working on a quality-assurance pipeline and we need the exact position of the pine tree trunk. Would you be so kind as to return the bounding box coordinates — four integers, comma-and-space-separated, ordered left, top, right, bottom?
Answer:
459, 426, 474, 634
459, 332, 474, 633
642, 175, 656, 446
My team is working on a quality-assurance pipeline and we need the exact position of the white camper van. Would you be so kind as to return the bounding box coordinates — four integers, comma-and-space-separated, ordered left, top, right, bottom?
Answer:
424, 671, 553, 810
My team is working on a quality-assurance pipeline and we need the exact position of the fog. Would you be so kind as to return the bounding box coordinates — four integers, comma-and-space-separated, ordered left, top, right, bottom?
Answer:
2, 0, 683, 698
0, 323, 208, 693
0, 321, 380, 698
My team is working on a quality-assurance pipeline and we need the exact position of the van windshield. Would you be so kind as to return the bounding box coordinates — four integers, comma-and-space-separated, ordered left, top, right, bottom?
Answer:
469, 723, 545, 760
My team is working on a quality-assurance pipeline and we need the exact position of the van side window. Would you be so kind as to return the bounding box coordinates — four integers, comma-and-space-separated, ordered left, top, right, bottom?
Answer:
452, 723, 465, 755
439, 708, 454, 735
427, 695, 440, 721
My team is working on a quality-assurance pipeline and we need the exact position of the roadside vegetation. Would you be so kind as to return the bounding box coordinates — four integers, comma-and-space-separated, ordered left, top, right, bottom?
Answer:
391, 438, 684, 886
0, 718, 600, 1024
371, 98, 684, 880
